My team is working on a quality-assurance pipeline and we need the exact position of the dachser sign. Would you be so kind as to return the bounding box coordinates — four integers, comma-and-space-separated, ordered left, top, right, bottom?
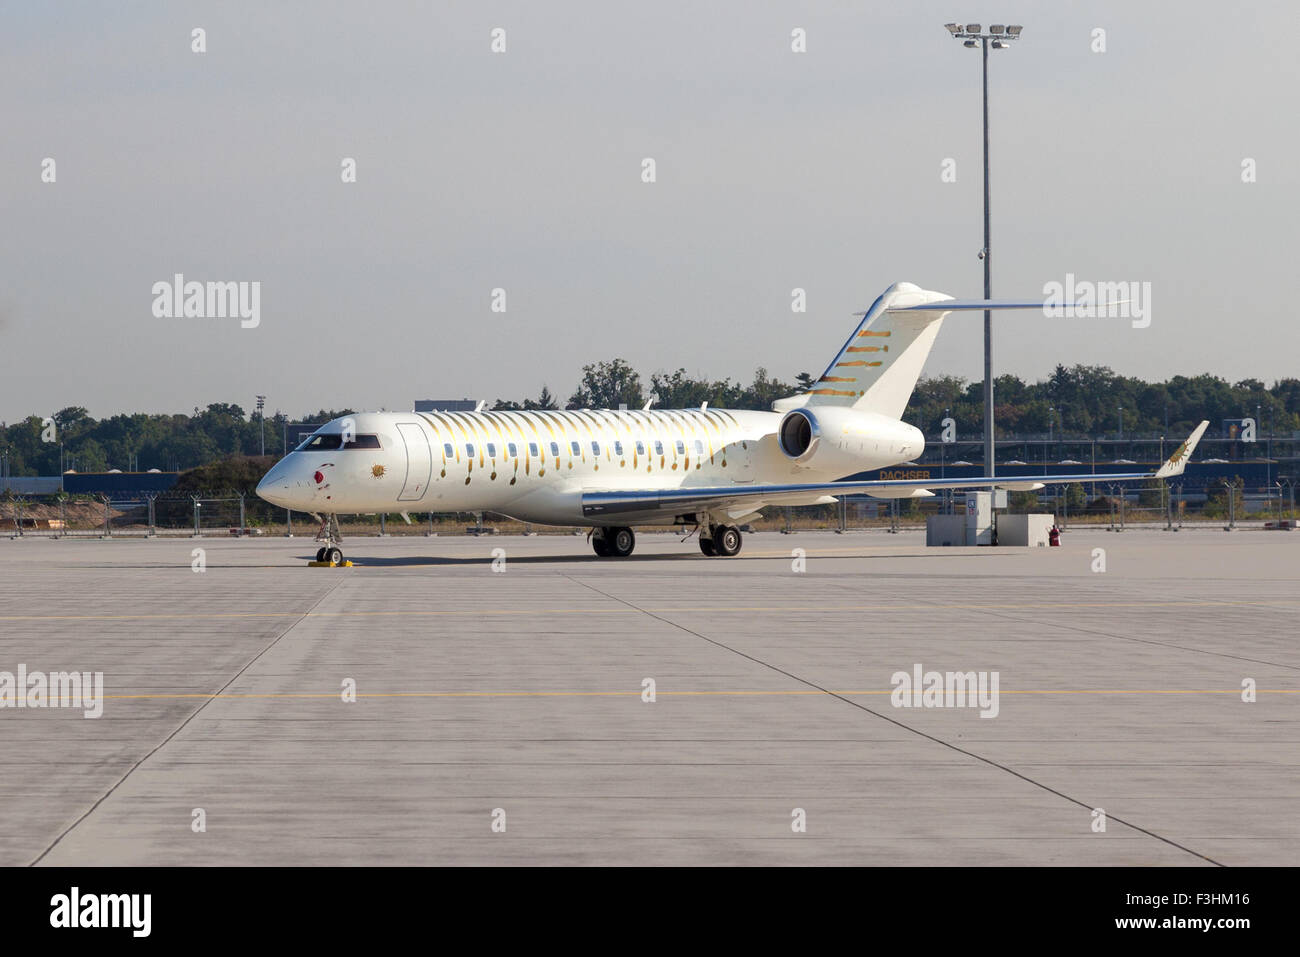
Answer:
877, 469, 933, 481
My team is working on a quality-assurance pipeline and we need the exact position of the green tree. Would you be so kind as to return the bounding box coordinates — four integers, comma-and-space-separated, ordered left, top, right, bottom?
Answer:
567, 359, 644, 409
528, 386, 559, 410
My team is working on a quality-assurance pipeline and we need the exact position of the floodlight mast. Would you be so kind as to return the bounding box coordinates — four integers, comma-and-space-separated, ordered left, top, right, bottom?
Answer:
943, 22, 1022, 480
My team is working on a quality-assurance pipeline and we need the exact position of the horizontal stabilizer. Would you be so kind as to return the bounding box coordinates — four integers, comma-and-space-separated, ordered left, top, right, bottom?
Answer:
884, 298, 1128, 314
884, 299, 1046, 313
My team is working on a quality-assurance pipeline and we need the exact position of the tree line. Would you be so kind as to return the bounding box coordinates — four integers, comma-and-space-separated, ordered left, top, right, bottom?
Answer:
1, 364, 1296, 475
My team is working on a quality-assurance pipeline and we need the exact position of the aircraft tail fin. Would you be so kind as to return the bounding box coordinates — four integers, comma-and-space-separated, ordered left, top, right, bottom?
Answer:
774, 282, 1050, 421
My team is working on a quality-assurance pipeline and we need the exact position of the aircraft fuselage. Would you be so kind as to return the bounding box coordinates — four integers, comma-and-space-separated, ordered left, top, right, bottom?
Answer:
256, 407, 924, 527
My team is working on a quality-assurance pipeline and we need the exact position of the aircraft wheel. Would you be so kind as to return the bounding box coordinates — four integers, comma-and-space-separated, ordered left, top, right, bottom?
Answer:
592, 533, 611, 557
699, 536, 716, 556
315, 547, 327, 562
608, 526, 635, 557
712, 525, 742, 557
325, 546, 343, 565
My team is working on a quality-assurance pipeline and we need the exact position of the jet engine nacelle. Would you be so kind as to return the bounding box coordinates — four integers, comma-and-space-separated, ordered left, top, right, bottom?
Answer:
776, 406, 925, 475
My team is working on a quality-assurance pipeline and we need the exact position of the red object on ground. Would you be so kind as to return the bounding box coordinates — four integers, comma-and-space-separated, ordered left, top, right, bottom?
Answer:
1048, 526, 1061, 546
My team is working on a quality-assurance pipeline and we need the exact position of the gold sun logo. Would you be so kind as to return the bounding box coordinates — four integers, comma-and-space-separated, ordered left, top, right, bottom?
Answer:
371, 464, 386, 478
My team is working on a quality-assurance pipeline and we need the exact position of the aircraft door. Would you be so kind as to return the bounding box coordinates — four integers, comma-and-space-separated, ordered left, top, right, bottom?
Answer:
396, 422, 432, 502
731, 438, 754, 483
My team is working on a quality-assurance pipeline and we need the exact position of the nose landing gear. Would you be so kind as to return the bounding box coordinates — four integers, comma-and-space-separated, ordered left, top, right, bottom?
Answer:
312, 514, 347, 566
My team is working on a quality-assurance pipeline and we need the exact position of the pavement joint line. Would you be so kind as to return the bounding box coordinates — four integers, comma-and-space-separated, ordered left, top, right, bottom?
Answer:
564, 574, 1227, 868
92, 689, 1300, 700
819, 576, 1300, 674
26, 577, 347, 868
925, 589, 1300, 673
5, 597, 1300, 622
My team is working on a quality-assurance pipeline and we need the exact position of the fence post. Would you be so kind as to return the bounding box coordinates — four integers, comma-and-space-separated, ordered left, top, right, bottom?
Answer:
238, 493, 246, 533
102, 494, 111, 537
147, 494, 156, 535
380, 513, 386, 536
193, 496, 202, 537
428, 512, 434, 536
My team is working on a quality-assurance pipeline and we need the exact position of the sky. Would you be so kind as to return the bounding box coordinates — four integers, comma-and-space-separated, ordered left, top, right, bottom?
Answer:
3, 1, 1297, 422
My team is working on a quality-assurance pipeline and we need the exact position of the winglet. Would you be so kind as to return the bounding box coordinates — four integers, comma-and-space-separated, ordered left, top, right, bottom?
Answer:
1155, 420, 1209, 478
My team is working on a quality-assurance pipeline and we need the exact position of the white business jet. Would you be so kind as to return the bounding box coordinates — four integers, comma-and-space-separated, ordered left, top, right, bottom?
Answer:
256, 281, 1208, 563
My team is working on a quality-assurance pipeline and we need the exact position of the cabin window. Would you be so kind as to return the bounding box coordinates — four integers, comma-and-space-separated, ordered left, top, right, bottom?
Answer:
486, 443, 497, 457
570, 440, 581, 455
466, 443, 475, 457
635, 441, 645, 455
508, 443, 518, 457
529, 442, 539, 456
614, 441, 624, 456
443, 443, 454, 458
654, 440, 664, 455
675, 440, 685, 455
550, 442, 559, 457
694, 440, 704, 455
591, 441, 600, 455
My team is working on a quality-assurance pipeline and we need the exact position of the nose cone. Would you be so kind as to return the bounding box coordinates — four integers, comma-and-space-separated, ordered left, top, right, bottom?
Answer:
256, 457, 308, 509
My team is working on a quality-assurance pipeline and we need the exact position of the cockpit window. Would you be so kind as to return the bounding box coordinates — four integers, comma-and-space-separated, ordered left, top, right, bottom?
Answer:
295, 433, 381, 451
296, 433, 342, 451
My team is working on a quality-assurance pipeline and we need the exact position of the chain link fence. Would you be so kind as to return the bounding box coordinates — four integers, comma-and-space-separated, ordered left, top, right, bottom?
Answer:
4, 479, 1297, 538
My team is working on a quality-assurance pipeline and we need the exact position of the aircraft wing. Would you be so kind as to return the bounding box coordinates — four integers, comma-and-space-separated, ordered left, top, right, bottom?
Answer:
581, 421, 1208, 520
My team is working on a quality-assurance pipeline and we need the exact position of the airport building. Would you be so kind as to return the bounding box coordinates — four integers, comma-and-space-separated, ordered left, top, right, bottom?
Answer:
414, 399, 481, 412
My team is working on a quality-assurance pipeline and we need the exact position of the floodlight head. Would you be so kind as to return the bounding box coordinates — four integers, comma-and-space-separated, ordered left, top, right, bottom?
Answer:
965, 23, 981, 33
1007, 24, 1023, 36
963, 39, 977, 47
991, 40, 1007, 48
944, 22, 961, 35
990, 24, 1005, 34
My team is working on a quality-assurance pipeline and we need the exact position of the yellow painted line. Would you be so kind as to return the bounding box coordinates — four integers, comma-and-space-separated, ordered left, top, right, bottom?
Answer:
6, 599, 1300, 624
99, 688, 1300, 700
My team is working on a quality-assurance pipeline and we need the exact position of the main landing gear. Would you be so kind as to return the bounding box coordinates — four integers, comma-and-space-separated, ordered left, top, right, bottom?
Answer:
314, 514, 344, 564
591, 526, 636, 558
699, 523, 742, 557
